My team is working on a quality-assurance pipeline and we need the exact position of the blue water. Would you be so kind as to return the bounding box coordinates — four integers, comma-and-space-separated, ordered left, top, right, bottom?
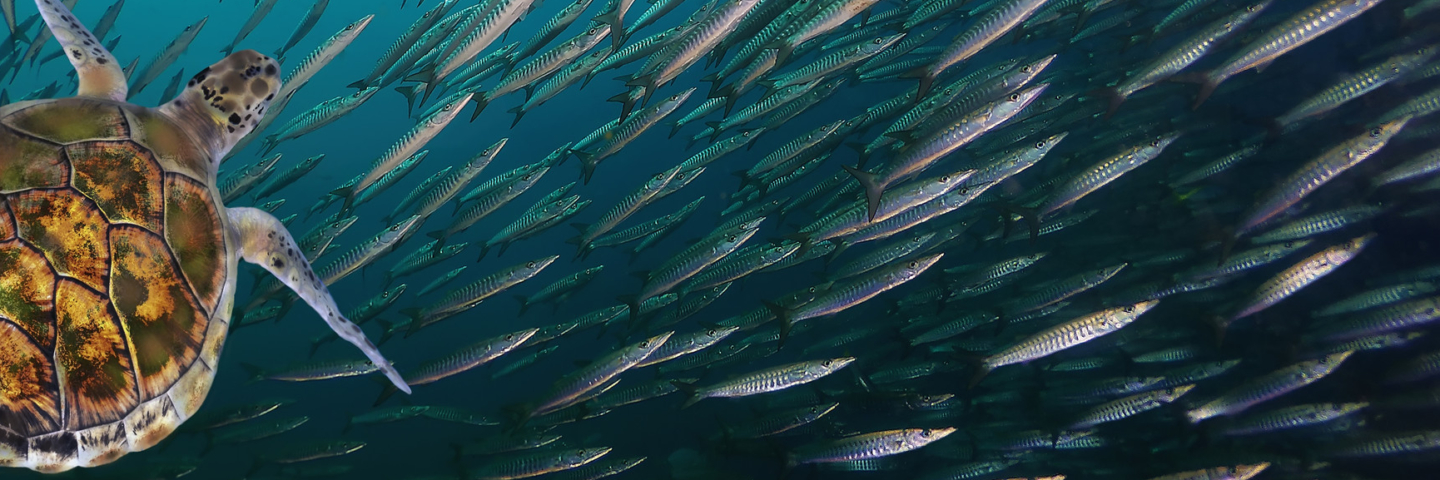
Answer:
6, 0, 1440, 478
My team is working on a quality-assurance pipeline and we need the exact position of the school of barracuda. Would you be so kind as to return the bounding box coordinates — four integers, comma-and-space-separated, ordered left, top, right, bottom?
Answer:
7, 0, 1440, 478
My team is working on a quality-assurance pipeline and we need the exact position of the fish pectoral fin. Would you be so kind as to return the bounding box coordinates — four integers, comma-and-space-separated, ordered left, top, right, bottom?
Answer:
227, 206, 412, 395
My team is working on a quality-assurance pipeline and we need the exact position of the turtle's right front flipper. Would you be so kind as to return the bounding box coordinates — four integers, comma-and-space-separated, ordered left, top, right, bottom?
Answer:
226, 206, 412, 395
33, 0, 126, 101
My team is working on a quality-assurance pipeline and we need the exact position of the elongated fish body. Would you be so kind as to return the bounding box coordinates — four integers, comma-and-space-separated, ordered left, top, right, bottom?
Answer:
354, 0, 457, 87
831, 233, 935, 281
1186, 352, 1353, 423
127, 16, 208, 100
220, 153, 284, 203
516, 266, 604, 315
982, 301, 1157, 374
223, 0, 279, 55
1330, 431, 1440, 457
378, 8, 470, 88
211, 416, 310, 445
339, 94, 472, 207
684, 242, 799, 293
1251, 204, 1385, 243
473, 448, 612, 480
463, 146, 568, 203
485, 196, 582, 259
635, 327, 740, 368
1181, 240, 1313, 282
1106, 4, 1267, 115
784, 254, 943, 327
1276, 47, 1435, 131
276, 14, 375, 105
1153, 0, 1219, 36
1236, 118, 1407, 236
592, 24, 683, 80
772, 0, 880, 65
431, 0, 536, 90
316, 216, 425, 287
416, 267, 465, 296
437, 167, 551, 242
1171, 144, 1262, 186
1314, 282, 1438, 317
1038, 132, 1181, 218
726, 403, 838, 439
629, 0, 763, 98
1070, 385, 1195, 429
412, 139, 506, 221
852, 84, 1045, 219
346, 285, 408, 326
247, 359, 381, 383
531, 333, 673, 416
789, 428, 955, 465
1376, 146, 1440, 185
686, 358, 855, 407
1191, 0, 1385, 108
1379, 84, 1440, 122
400, 329, 538, 387
353, 150, 429, 207
480, 25, 611, 115
254, 154, 326, 201
299, 215, 359, 261
264, 88, 378, 155
274, 0, 331, 61
511, 47, 615, 126
805, 169, 974, 242
517, 0, 595, 60
713, 0, 814, 81
407, 257, 559, 334
767, 33, 904, 91
707, 80, 820, 138
637, 226, 759, 304
1229, 234, 1374, 322
588, 198, 702, 251
1221, 402, 1368, 435
918, 0, 1048, 97
575, 88, 694, 182
575, 166, 683, 252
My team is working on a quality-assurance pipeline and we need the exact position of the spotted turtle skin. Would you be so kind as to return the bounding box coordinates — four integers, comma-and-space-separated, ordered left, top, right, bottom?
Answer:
0, 96, 235, 473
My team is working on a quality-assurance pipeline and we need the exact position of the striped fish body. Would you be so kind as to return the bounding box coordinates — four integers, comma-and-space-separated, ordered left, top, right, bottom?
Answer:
1329, 431, 1440, 457
1222, 402, 1368, 435
253, 154, 325, 202
1236, 118, 1407, 236
1251, 205, 1384, 243
416, 267, 465, 296
921, 0, 1048, 94
517, 0, 596, 60
1000, 264, 1126, 316
1070, 385, 1195, 429
691, 358, 855, 404
775, 0, 880, 64
276, 14, 375, 103
440, 167, 552, 239
638, 223, 760, 301
788, 428, 956, 465
1314, 282, 1438, 317
531, 333, 673, 416
1113, 4, 1267, 105
489, 25, 611, 103
577, 166, 683, 249
434, 0, 536, 88
1277, 47, 1436, 129
411, 257, 559, 332
1181, 240, 1312, 281
473, 448, 612, 480
390, 242, 468, 282
1187, 352, 1352, 423
353, 151, 430, 207
390, 167, 454, 221
344, 94, 472, 203
487, 196, 582, 256
1147, 464, 1270, 480
219, 153, 283, 203
635, 327, 740, 368
768, 32, 904, 90
1230, 234, 1374, 322
1039, 133, 1181, 218
379, 9, 470, 88
412, 139, 508, 220
403, 329, 538, 386
316, 216, 424, 286
355, 0, 457, 86
984, 301, 1158, 370
515, 47, 615, 120
635, 0, 763, 91
806, 169, 974, 241
788, 254, 944, 324
729, 403, 838, 439
684, 242, 799, 293
347, 285, 408, 325
518, 266, 605, 309
264, 87, 378, 154
1311, 296, 1440, 342
127, 16, 208, 99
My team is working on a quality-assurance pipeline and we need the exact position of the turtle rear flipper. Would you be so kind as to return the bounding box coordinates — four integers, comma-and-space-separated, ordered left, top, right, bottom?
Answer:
34, 0, 126, 100
227, 207, 412, 396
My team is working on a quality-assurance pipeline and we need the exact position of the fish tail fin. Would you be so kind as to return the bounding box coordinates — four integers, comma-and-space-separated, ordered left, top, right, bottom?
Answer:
593, 9, 625, 49
469, 93, 491, 122
1091, 86, 1125, 120
841, 164, 883, 221
575, 150, 600, 185
967, 362, 994, 389
346, 79, 368, 89
1170, 71, 1218, 110
376, 319, 396, 346
762, 300, 797, 350
260, 135, 280, 156
617, 294, 642, 324
400, 308, 424, 338
329, 185, 357, 213
671, 380, 701, 409
514, 295, 531, 316
425, 229, 447, 241
848, 143, 873, 169
199, 431, 215, 456
899, 66, 934, 100
607, 90, 638, 122
220, 45, 234, 55
992, 202, 1041, 243
238, 363, 265, 384
307, 335, 330, 358
374, 381, 400, 407
403, 67, 434, 85
1210, 315, 1230, 348
507, 105, 526, 128
476, 244, 492, 262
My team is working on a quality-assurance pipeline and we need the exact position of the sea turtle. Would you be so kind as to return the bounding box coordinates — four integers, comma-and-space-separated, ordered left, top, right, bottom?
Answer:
0, 1, 409, 473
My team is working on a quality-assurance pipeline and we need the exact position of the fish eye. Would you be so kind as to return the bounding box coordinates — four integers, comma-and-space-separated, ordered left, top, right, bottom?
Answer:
873, 38, 883, 44
1150, 139, 1162, 147
940, 175, 950, 181
640, 341, 651, 347
505, 334, 514, 340
708, 329, 718, 335
1123, 306, 1135, 313
728, 235, 738, 241
1009, 93, 1021, 101
1035, 141, 1046, 148
1370, 127, 1383, 137
670, 94, 681, 100
589, 28, 600, 34
822, 360, 833, 366
526, 262, 537, 268
382, 291, 390, 298
1021, 66, 1032, 73
909, 261, 919, 268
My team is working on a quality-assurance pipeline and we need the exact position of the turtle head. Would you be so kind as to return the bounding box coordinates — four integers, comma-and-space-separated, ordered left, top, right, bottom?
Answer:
160, 50, 281, 159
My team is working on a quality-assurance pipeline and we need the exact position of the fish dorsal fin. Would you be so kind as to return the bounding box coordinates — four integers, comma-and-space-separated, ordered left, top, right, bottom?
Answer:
34, 0, 126, 100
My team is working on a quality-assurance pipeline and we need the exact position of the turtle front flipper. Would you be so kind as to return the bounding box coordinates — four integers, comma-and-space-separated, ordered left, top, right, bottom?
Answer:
226, 207, 412, 395
33, 0, 126, 101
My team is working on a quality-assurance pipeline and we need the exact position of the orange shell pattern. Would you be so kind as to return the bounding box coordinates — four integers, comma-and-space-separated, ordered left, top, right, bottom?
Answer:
0, 99, 228, 469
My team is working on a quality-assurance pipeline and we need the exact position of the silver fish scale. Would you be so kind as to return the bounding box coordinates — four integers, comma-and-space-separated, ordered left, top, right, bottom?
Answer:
986, 301, 1154, 369
1210, 0, 1385, 83
1039, 133, 1179, 217
534, 334, 671, 415
1070, 386, 1193, 429
1252, 205, 1385, 243
1186, 352, 1352, 423
1315, 282, 1438, 317
1230, 234, 1371, 321
1222, 402, 1366, 435
1278, 48, 1434, 128
1001, 264, 1125, 315
1313, 296, 1440, 342
701, 359, 847, 398
1182, 239, 1312, 281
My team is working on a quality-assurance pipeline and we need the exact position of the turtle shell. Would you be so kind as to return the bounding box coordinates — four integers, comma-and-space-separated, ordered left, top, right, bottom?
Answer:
0, 97, 233, 472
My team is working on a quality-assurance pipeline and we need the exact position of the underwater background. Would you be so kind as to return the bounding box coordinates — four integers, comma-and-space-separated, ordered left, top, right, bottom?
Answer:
3, 0, 1440, 479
